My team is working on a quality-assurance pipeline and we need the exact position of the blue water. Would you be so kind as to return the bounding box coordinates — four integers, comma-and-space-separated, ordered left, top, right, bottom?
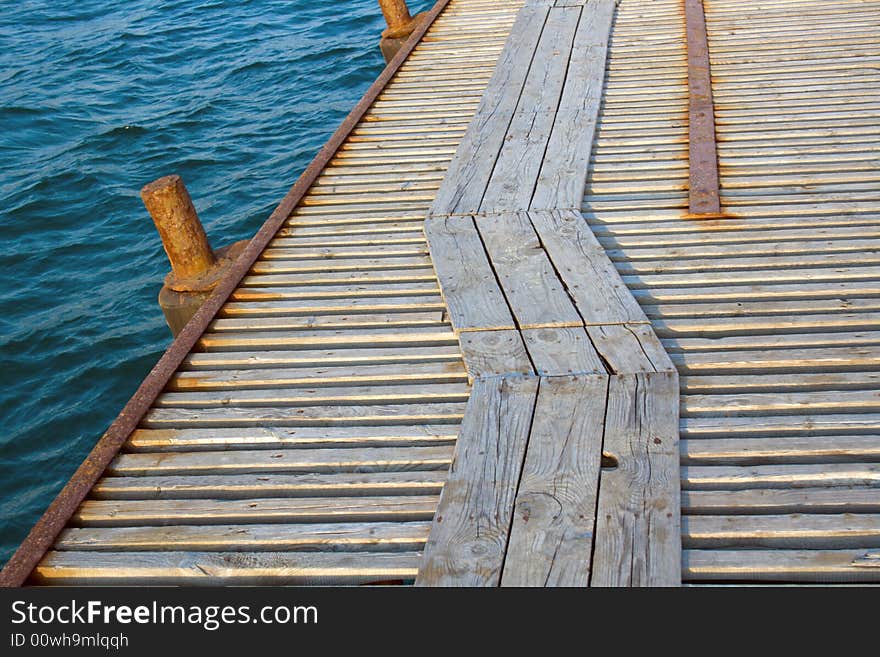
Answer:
0, 0, 433, 566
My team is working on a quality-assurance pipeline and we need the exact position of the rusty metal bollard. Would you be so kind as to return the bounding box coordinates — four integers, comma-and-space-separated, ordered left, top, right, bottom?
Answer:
377, 0, 426, 63
140, 174, 248, 336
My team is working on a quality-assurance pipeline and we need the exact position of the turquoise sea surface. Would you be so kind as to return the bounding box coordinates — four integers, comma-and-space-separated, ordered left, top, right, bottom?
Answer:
0, 0, 431, 565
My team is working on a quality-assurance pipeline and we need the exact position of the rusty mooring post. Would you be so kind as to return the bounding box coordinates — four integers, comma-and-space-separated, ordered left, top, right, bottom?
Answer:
377, 0, 426, 63
140, 174, 248, 336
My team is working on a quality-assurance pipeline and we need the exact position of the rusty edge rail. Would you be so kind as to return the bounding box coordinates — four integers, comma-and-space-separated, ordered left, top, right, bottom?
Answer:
0, 0, 453, 588
685, 0, 721, 215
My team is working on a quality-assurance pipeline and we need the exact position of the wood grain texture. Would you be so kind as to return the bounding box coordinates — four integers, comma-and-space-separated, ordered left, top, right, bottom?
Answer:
501, 375, 608, 586
475, 212, 583, 329
480, 6, 581, 213
34, 551, 422, 586
592, 372, 681, 586
529, 210, 647, 324
522, 326, 605, 375
424, 214, 514, 330
416, 376, 539, 586
532, 0, 616, 209
459, 329, 535, 379
429, 3, 550, 216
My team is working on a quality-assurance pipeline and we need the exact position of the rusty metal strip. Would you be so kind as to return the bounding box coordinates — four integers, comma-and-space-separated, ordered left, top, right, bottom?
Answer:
0, 0, 453, 588
685, 0, 721, 215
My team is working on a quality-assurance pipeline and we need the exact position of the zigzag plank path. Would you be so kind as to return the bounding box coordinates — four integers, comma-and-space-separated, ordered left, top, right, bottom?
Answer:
416, 0, 681, 587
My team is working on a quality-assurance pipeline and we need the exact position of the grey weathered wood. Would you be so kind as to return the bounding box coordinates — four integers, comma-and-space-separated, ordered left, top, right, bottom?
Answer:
416, 376, 539, 586
34, 551, 422, 586
683, 487, 880, 515
429, 4, 551, 215
592, 372, 681, 586
532, 0, 616, 209
109, 445, 455, 477
126, 425, 460, 452
480, 7, 581, 213
56, 521, 432, 553
683, 462, 880, 492
170, 362, 468, 392
501, 375, 608, 586
154, 382, 470, 409
424, 214, 515, 330
586, 324, 658, 374
75, 496, 440, 526
529, 210, 648, 324
142, 402, 468, 428
93, 472, 446, 500
521, 326, 606, 375
683, 550, 880, 583
681, 435, 880, 465
459, 329, 534, 379
475, 212, 583, 329
683, 514, 880, 549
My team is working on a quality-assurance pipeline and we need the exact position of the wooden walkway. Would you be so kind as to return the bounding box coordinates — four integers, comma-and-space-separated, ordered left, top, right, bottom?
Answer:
585, 0, 880, 583
3, 0, 879, 586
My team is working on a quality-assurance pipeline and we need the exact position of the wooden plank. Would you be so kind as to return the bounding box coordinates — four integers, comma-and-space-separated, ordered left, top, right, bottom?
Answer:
480, 6, 581, 213
532, 0, 616, 209
459, 329, 534, 378
681, 389, 880, 418
141, 402, 468, 428
475, 212, 583, 329
430, 4, 551, 215
423, 214, 515, 330
75, 496, 440, 527
681, 435, 880, 465
681, 414, 880, 438
126, 425, 460, 452
93, 472, 447, 500
154, 382, 471, 409
683, 549, 880, 583
170, 362, 468, 391
592, 371, 681, 586
56, 521, 432, 553
683, 514, 880, 549
521, 326, 605, 375
586, 324, 658, 374
33, 551, 422, 586
529, 210, 648, 324
416, 376, 539, 586
184, 346, 463, 370
501, 375, 608, 586
109, 445, 455, 477
683, 487, 880, 515
683, 463, 880, 490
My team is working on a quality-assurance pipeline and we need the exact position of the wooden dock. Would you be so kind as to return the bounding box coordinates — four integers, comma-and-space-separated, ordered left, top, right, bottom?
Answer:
2, 0, 879, 586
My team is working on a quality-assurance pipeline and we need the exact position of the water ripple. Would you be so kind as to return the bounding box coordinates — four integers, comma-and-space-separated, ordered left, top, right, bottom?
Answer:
0, 0, 434, 565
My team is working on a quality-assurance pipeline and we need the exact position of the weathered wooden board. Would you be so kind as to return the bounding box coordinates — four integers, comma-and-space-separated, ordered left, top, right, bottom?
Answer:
475, 212, 583, 329
480, 6, 581, 213
521, 326, 605, 375
56, 521, 432, 553
75, 496, 441, 527
424, 214, 515, 330
430, 3, 551, 215
592, 372, 681, 586
501, 375, 608, 586
683, 549, 880, 583
529, 210, 648, 324
532, 0, 616, 209
458, 329, 534, 378
93, 472, 448, 500
416, 376, 539, 586
34, 551, 422, 586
